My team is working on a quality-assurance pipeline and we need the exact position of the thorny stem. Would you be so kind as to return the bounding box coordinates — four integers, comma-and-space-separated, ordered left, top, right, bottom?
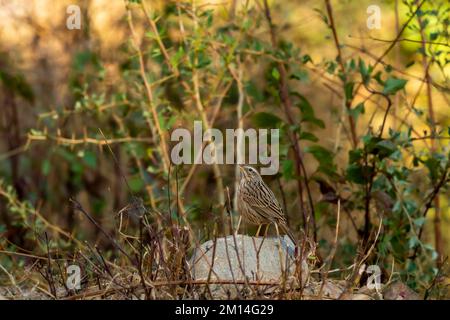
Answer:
126, 8, 170, 173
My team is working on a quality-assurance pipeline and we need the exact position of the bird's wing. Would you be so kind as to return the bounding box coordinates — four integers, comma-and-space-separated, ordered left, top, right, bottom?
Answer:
241, 182, 286, 223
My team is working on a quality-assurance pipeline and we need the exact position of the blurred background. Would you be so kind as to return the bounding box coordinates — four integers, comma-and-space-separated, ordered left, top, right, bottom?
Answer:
0, 0, 448, 296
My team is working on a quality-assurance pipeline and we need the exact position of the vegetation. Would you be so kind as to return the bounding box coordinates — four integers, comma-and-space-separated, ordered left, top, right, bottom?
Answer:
0, 0, 448, 299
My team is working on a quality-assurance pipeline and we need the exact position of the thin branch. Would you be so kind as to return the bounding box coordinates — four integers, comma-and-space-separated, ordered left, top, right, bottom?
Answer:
324, 0, 358, 148
261, 0, 317, 242
126, 6, 170, 173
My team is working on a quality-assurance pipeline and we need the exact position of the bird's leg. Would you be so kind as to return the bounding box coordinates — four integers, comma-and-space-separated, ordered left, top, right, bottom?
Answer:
255, 224, 262, 237
234, 216, 242, 236
274, 222, 280, 238
264, 224, 270, 237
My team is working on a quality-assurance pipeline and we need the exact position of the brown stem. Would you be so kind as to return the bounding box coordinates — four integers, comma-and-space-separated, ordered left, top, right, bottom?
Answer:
262, 0, 317, 242
411, 164, 448, 261
324, 0, 358, 148
351, 0, 427, 114
126, 7, 170, 173
372, 0, 427, 70
360, 84, 392, 245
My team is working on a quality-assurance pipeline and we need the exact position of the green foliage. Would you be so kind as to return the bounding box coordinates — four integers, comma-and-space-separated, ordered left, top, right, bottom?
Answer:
0, 0, 448, 299
293, 93, 325, 128
0, 69, 34, 102
382, 77, 408, 95
304, 145, 336, 176
252, 112, 282, 128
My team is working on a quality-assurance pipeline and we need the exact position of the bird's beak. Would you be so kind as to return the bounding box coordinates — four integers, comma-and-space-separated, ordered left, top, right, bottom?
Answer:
239, 165, 244, 172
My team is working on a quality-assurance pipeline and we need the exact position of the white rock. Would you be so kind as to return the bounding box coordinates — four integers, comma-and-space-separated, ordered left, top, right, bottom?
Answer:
190, 235, 309, 298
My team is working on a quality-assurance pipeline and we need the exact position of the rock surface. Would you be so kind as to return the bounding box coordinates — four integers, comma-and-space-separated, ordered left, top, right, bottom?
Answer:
189, 234, 309, 298
382, 281, 421, 300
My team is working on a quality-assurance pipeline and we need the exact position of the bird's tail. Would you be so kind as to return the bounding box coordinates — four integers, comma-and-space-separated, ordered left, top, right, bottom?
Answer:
279, 224, 299, 257
279, 223, 296, 246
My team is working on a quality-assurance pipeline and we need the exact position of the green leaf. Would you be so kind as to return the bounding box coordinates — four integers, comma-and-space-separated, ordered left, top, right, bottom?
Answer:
408, 236, 420, 249
129, 176, 144, 193
0, 70, 35, 102
375, 140, 397, 159
346, 163, 373, 184
430, 249, 439, 260
405, 61, 415, 68
195, 51, 211, 69
271, 68, 280, 81
293, 93, 325, 128
363, 136, 397, 159
372, 71, 383, 85
290, 70, 309, 82
170, 46, 184, 68
91, 198, 106, 215
71, 161, 83, 175
407, 261, 417, 273
349, 148, 364, 163
344, 81, 355, 101
429, 32, 439, 41
348, 59, 356, 71
252, 112, 282, 128
304, 145, 335, 175
383, 77, 407, 95
126, 142, 146, 159
83, 150, 97, 169
364, 136, 398, 160
304, 146, 332, 163
302, 54, 312, 64
358, 59, 371, 85
412, 106, 424, 116
42, 159, 51, 176
348, 102, 365, 121
363, 135, 382, 151
203, 9, 214, 27
251, 39, 263, 51
313, 8, 328, 24
282, 159, 294, 180
414, 217, 426, 227
325, 61, 336, 74
299, 131, 318, 142
423, 157, 440, 182
245, 81, 264, 102
242, 19, 252, 31
29, 129, 44, 136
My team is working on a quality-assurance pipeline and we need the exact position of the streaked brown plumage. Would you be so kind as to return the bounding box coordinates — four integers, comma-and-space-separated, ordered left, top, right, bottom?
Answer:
237, 165, 296, 244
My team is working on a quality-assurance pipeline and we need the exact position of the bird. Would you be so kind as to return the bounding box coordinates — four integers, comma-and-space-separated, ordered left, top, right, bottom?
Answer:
236, 165, 296, 245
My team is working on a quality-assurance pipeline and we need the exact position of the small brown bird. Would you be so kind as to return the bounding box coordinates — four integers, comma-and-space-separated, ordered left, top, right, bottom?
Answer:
237, 165, 296, 244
